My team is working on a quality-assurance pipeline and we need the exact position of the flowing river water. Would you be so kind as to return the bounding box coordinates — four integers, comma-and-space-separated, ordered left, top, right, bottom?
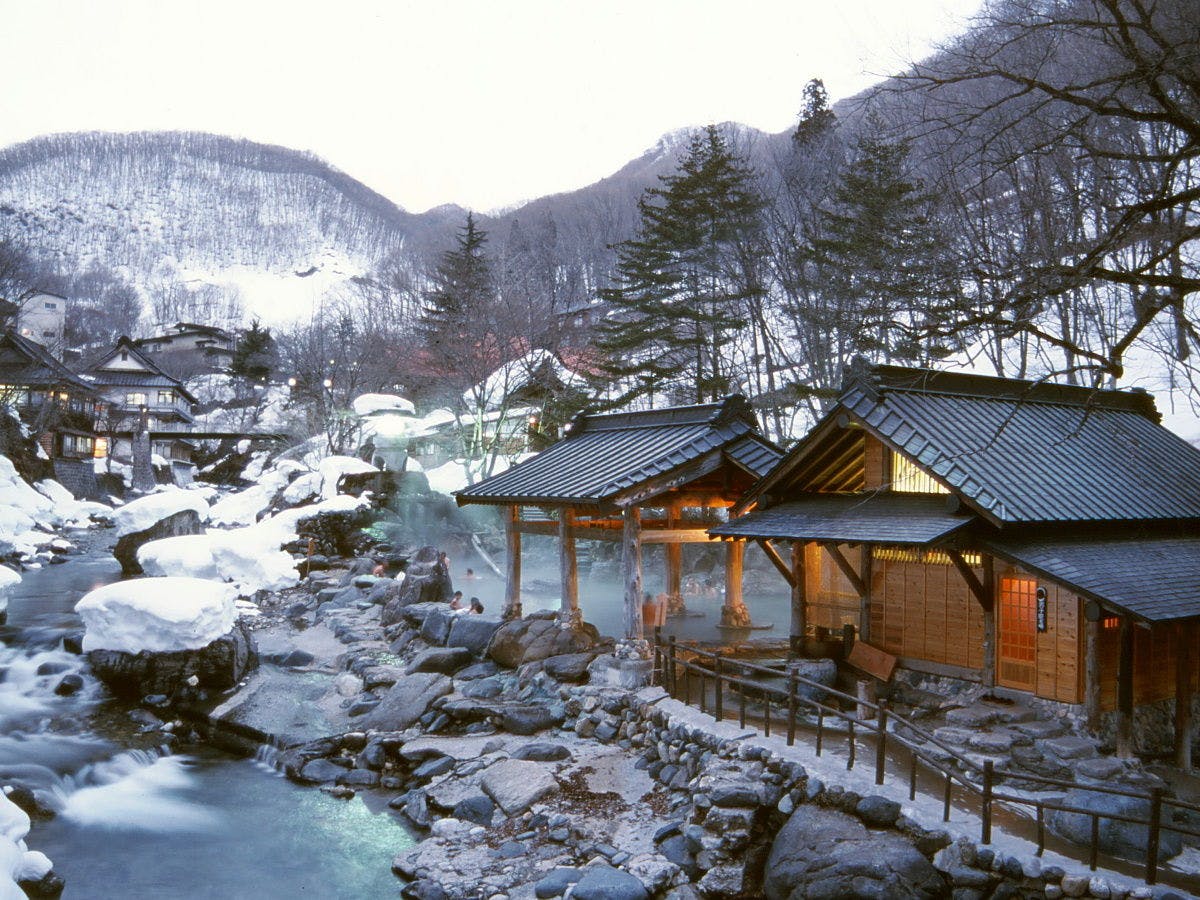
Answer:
1, 538, 414, 899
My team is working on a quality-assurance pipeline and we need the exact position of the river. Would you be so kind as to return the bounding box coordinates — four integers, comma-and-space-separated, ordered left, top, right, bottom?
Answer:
1, 534, 414, 898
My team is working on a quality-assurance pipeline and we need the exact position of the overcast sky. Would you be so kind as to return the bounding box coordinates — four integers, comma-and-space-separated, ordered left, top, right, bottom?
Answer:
0, 1, 981, 214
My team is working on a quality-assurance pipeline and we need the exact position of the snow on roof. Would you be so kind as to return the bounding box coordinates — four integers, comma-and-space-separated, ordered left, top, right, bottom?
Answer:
75, 577, 238, 653
468, 349, 585, 411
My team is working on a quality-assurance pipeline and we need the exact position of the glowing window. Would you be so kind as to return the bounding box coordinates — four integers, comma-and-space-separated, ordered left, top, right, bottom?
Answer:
891, 452, 948, 494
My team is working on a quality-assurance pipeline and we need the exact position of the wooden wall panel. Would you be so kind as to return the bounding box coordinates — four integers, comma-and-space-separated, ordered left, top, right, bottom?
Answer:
863, 436, 887, 491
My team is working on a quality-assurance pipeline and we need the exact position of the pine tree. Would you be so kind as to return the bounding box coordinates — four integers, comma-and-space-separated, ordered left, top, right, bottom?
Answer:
229, 318, 275, 383
595, 125, 765, 407
805, 116, 958, 362
418, 213, 495, 363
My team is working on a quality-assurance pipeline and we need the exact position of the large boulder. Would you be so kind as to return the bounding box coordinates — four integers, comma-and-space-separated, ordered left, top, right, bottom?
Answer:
480, 758, 560, 815
570, 864, 649, 900
380, 546, 453, 627
114, 509, 203, 575
360, 672, 452, 732
446, 615, 503, 656
487, 613, 600, 669
87, 621, 257, 699
1049, 788, 1184, 862
405, 647, 473, 675
763, 806, 945, 900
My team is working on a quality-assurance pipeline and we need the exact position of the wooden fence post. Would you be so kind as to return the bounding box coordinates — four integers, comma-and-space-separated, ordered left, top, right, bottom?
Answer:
1147, 787, 1163, 885
875, 699, 889, 786
714, 656, 723, 721
981, 759, 994, 844
787, 671, 797, 747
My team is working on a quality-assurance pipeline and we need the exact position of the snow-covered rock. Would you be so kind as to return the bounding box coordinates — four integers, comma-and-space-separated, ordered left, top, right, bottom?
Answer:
137, 535, 222, 580
0, 790, 53, 900
0, 566, 21, 620
317, 456, 377, 500
75, 577, 237, 654
111, 491, 210, 538
208, 459, 305, 526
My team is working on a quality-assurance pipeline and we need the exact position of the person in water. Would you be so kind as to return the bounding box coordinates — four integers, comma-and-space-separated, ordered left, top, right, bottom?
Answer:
469, 597, 484, 614
449, 591, 464, 610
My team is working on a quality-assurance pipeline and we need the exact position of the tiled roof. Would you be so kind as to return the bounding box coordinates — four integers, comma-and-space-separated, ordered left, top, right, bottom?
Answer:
84, 337, 198, 403
981, 529, 1200, 623
839, 364, 1200, 524
456, 395, 782, 506
709, 493, 972, 545
0, 330, 97, 393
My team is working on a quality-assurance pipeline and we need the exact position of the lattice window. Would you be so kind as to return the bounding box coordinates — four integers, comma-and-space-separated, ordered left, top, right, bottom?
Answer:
873, 547, 981, 567
998, 576, 1037, 691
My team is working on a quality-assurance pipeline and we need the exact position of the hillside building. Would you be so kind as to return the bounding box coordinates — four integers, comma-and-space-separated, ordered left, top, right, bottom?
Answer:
135, 322, 235, 376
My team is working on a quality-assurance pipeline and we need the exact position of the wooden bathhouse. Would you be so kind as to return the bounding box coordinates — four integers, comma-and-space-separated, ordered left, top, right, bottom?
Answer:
710, 362, 1200, 762
455, 395, 783, 639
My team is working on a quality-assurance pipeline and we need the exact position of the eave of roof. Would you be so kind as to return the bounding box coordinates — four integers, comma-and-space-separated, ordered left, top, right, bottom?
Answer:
709, 493, 974, 546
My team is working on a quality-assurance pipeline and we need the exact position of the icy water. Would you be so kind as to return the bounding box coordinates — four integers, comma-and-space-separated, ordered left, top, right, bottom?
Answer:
3, 539, 413, 899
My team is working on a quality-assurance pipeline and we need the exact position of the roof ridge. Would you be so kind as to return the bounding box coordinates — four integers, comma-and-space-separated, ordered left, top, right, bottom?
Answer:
574, 395, 753, 434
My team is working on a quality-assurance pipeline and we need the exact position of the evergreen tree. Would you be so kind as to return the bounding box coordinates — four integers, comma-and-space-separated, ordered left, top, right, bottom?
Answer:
805, 116, 958, 362
418, 213, 495, 364
595, 125, 765, 407
229, 318, 276, 383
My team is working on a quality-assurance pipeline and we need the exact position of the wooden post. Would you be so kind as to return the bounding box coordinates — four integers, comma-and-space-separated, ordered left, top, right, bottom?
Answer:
1175, 620, 1194, 770
1116, 615, 1135, 758
622, 505, 644, 641
503, 504, 522, 620
558, 508, 581, 629
1085, 615, 1102, 733
665, 503, 684, 615
859, 544, 873, 642
981, 555, 996, 691
721, 540, 750, 628
790, 541, 807, 658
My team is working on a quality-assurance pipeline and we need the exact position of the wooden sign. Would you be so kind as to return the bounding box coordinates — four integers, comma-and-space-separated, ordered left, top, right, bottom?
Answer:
847, 640, 898, 683
1036, 587, 1048, 633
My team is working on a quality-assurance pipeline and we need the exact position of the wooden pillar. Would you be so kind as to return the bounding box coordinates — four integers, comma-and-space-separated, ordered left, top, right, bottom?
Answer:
1116, 615, 1135, 758
721, 540, 750, 628
665, 504, 684, 615
503, 504, 522, 620
981, 556, 996, 691
1176, 620, 1194, 770
558, 508, 581, 629
1085, 615, 1102, 732
621, 505, 644, 641
790, 541, 807, 658
858, 544, 873, 643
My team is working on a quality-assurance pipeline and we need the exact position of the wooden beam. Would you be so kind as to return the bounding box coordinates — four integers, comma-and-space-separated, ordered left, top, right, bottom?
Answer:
558, 509, 580, 627
790, 541, 807, 658
1176, 620, 1194, 770
755, 539, 797, 588
1116, 615, 1135, 758
981, 555, 995, 690
947, 549, 991, 610
611, 449, 727, 507
639, 528, 715, 544
622, 505, 643, 641
665, 504, 683, 609
503, 504, 522, 620
821, 542, 867, 599
721, 539, 750, 628
515, 521, 623, 541
1085, 615, 1101, 732
859, 545, 873, 642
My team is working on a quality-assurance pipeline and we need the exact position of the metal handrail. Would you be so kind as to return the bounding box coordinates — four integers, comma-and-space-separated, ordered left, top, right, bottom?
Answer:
653, 632, 1196, 885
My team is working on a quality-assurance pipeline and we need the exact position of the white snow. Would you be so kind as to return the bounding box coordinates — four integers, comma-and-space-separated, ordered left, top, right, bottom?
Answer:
75, 577, 237, 653
352, 393, 415, 417
111, 490, 210, 537
424, 455, 527, 495
317, 456, 377, 499
137, 536, 222, 580
280, 471, 321, 506
0, 567, 18, 621
208, 459, 304, 527
0, 458, 109, 557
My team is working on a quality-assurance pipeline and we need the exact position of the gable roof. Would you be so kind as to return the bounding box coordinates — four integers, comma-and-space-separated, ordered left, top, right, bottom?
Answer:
84, 337, 198, 403
456, 395, 783, 507
0, 329, 97, 394
748, 363, 1200, 526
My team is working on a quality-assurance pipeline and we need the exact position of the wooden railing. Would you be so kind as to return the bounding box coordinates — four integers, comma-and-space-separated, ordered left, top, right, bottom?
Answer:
652, 632, 1200, 886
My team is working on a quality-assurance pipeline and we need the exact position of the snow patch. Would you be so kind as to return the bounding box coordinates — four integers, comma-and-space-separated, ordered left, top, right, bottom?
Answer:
111, 491, 210, 537
352, 393, 415, 417
317, 456, 377, 499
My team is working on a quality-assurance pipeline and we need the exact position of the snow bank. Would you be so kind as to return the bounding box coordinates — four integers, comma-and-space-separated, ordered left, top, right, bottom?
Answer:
318, 456, 377, 499
425, 455, 526, 496
33, 480, 111, 526
352, 393, 415, 417
137, 536, 221, 580
208, 459, 305, 527
111, 491, 210, 537
0, 457, 54, 555
0, 790, 51, 900
75, 577, 237, 653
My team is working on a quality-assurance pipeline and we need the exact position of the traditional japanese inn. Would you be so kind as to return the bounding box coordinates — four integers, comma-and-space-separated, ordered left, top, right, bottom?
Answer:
711, 362, 1200, 763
